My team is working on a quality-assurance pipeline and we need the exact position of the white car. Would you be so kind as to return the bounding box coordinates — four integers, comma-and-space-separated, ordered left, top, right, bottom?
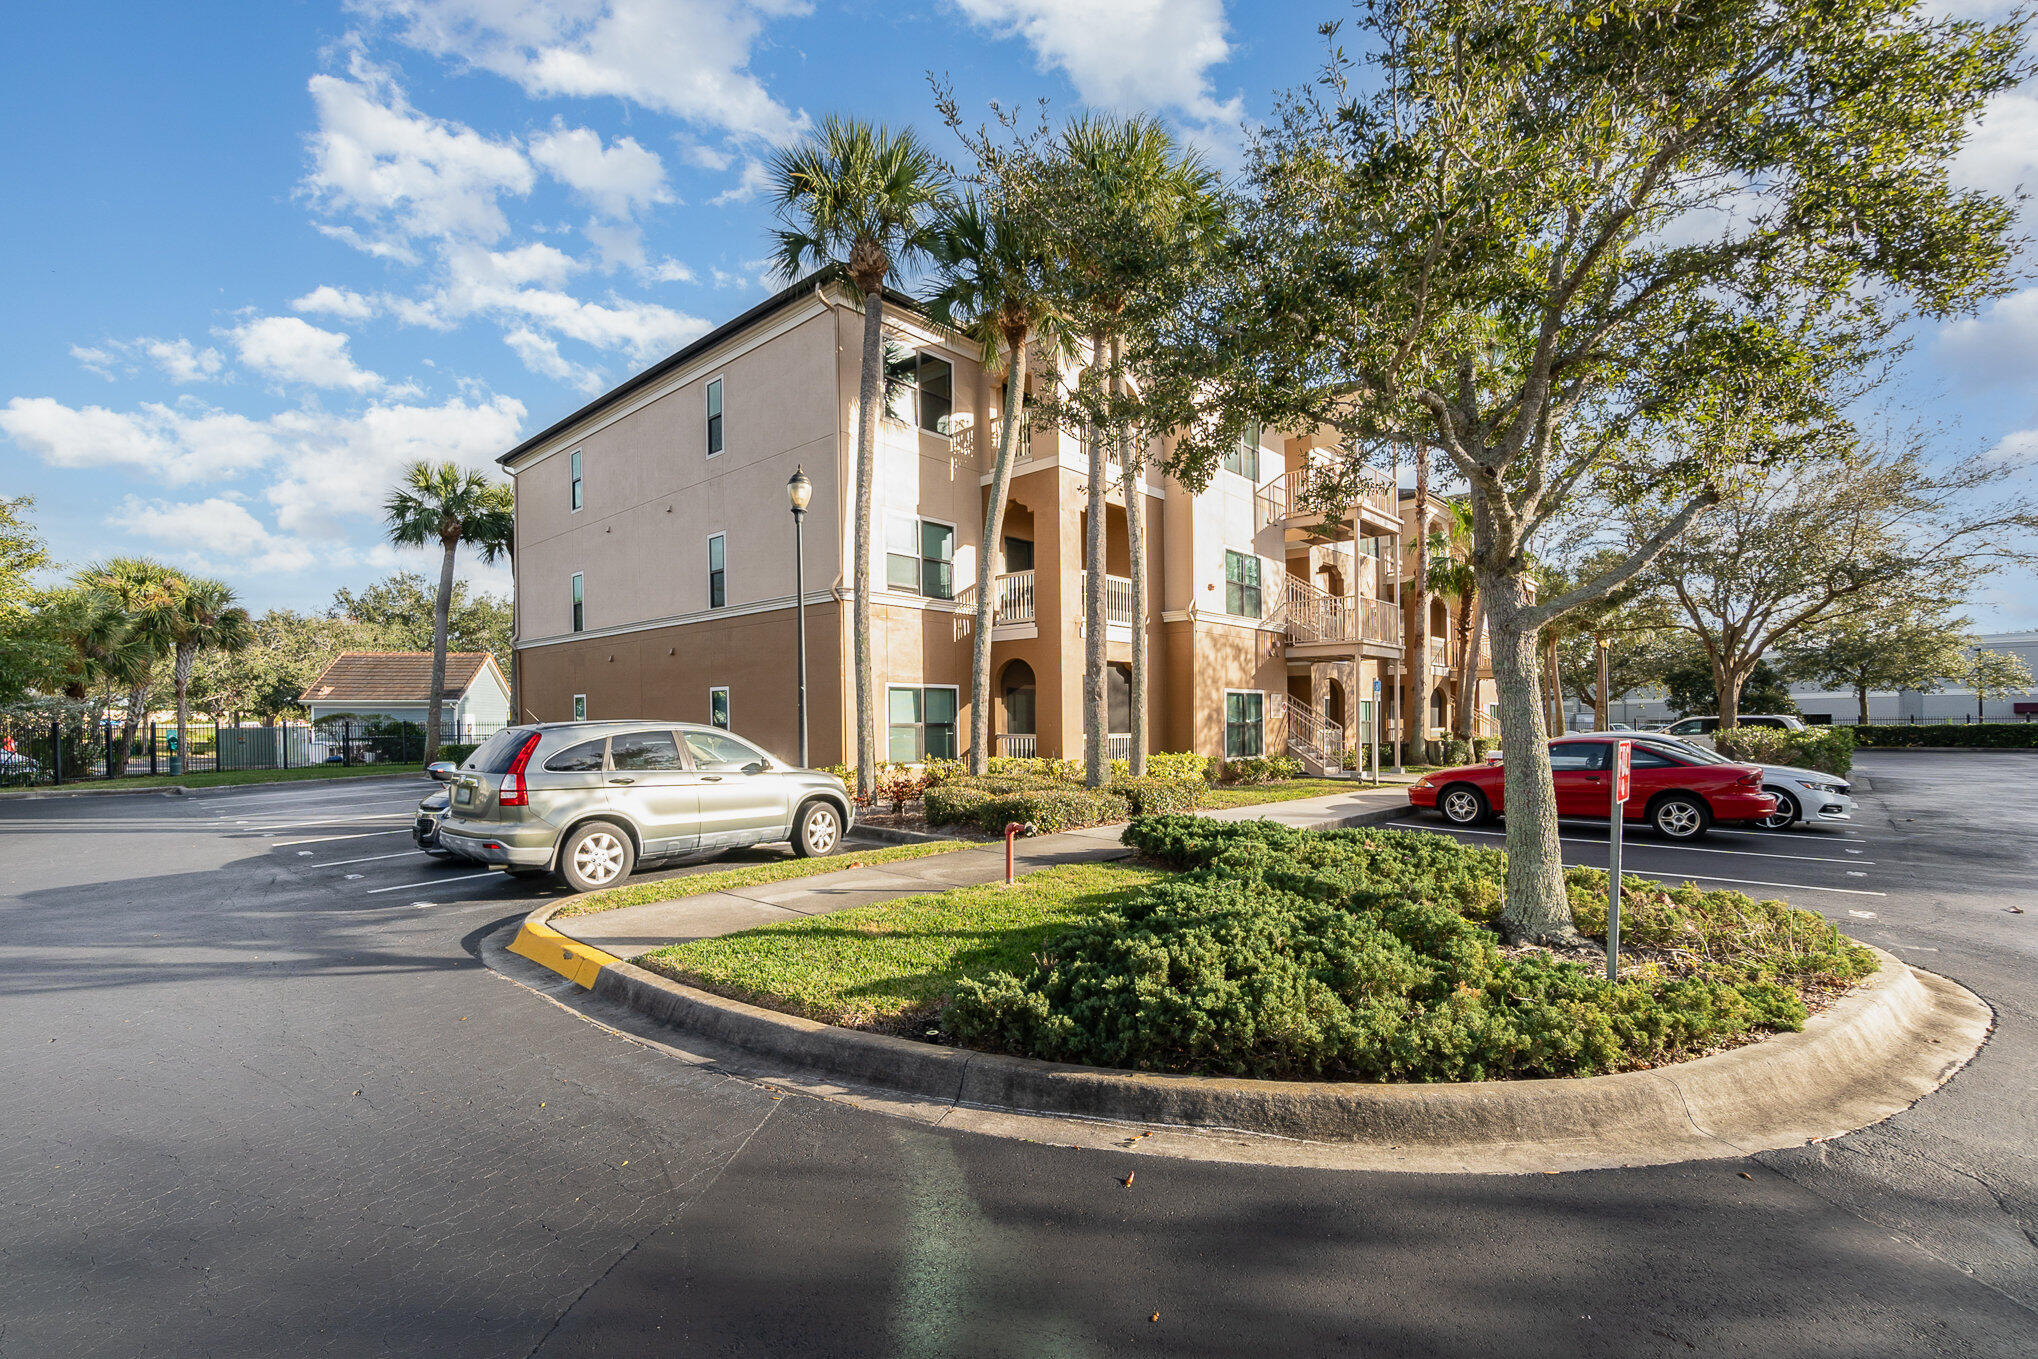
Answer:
1629, 734, 1853, 830
1655, 714, 1805, 750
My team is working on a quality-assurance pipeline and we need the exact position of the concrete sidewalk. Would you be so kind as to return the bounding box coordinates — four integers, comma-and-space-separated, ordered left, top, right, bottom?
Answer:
555, 781, 1415, 957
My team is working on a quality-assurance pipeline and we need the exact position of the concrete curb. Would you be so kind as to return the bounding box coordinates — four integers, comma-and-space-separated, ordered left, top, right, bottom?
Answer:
0, 771, 429, 801
566, 926, 1987, 1166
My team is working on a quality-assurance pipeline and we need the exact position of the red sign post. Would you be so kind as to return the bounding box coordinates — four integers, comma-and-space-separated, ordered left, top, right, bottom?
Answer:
1607, 739, 1632, 981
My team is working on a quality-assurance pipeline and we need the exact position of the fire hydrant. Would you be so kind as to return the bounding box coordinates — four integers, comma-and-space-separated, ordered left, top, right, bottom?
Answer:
1003, 820, 1038, 885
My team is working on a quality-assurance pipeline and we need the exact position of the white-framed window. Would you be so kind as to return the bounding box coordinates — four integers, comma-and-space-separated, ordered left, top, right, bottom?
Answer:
884, 348, 954, 436
706, 376, 724, 456
1225, 690, 1265, 759
708, 686, 730, 729
571, 572, 585, 632
569, 448, 583, 511
707, 533, 726, 609
1224, 549, 1263, 618
886, 515, 956, 599
572, 693, 588, 721
1220, 423, 1261, 481
887, 684, 959, 761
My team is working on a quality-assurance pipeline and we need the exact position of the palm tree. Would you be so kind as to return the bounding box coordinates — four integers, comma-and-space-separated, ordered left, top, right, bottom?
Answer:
925, 193, 1069, 774
77, 558, 184, 773
384, 462, 515, 762
162, 576, 254, 770
1425, 500, 1482, 740
768, 116, 948, 796
1051, 115, 1218, 784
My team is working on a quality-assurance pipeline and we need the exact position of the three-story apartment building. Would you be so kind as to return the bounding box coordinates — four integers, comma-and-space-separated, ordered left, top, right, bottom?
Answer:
501, 276, 1476, 769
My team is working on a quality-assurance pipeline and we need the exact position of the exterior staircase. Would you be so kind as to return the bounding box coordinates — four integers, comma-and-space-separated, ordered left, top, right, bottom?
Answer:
1268, 692, 1347, 777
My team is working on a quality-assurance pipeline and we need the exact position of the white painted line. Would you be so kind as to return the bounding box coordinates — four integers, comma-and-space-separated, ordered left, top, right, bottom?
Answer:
271, 829, 412, 846
300, 850, 423, 868
1390, 821, 1873, 865
345, 874, 363, 880
246, 812, 411, 833
1389, 821, 1887, 896
364, 872, 497, 895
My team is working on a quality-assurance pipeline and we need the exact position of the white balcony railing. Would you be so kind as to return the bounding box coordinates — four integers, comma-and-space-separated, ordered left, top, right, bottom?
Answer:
998, 733, 1038, 758
996, 570, 1035, 626
1255, 463, 1399, 533
1106, 734, 1132, 760
1078, 573, 1137, 627
1278, 574, 1403, 649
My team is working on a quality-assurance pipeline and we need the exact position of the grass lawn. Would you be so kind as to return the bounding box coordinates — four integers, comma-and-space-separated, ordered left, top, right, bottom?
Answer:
16, 763, 428, 793
636, 861, 1164, 1032
1199, 778, 1371, 808
554, 839, 971, 918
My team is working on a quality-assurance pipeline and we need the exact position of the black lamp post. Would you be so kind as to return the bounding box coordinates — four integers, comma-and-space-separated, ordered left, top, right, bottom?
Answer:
788, 465, 812, 767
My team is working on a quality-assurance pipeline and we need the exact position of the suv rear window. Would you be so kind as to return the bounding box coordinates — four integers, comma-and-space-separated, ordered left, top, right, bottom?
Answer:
543, 738, 607, 772
610, 730, 684, 771
465, 728, 534, 773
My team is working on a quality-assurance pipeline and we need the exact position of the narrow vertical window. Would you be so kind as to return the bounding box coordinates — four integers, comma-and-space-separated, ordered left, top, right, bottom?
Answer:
569, 449, 583, 511
707, 534, 726, 609
1225, 692, 1265, 759
573, 694, 587, 721
571, 572, 584, 632
920, 520, 954, 599
706, 377, 724, 456
1225, 550, 1262, 617
709, 686, 730, 730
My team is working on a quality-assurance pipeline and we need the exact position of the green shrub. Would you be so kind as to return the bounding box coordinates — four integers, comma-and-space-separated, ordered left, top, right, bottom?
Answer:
921, 756, 967, 786
1472, 737, 1498, 761
923, 773, 1130, 833
1110, 775, 1205, 816
1215, 755, 1303, 785
1850, 722, 2038, 749
440, 742, 480, 766
1715, 725, 1855, 776
942, 816, 1879, 1081
1441, 737, 1472, 767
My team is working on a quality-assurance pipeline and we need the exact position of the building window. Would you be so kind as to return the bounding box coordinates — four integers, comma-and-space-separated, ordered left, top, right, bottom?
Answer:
887, 685, 958, 762
569, 449, 583, 511
1221, 424, 1261, 481
1224, 550, 1262, 618
706, 377, 724, 456
571, 573, 584, 632
884, 349, 954, 436
707, 533, 726, 609
708, 686, 730, 729
572, 694, 587, 721
1225, 691, 1265, 759
1002, 536, 1034, 572
886, 516, 955, 599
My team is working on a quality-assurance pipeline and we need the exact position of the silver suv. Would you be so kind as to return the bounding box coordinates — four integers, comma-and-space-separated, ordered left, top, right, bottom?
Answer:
430, 721, 854, 892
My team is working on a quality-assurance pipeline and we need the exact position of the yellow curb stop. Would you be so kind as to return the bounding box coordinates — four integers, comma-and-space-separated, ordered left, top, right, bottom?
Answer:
508, 913, 619, 989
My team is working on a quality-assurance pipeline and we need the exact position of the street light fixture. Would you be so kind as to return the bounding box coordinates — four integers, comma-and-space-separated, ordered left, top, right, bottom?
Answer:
787, 465, 812, 768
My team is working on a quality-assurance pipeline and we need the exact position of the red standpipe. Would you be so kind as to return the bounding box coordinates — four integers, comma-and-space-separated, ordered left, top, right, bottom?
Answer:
1003, 821, 1036, 885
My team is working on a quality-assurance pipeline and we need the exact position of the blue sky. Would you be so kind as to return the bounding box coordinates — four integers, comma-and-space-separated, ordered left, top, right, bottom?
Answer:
3, 1, 2034, 629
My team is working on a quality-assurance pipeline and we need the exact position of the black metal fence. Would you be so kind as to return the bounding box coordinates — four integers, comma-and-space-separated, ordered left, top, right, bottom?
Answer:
0, 718, 509, 788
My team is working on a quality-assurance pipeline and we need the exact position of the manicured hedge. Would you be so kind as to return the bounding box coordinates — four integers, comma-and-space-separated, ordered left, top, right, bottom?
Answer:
1212, 755, 1303, 785
924, 780, 1132, 834
1850, 722, 2038, 749
1714, 725, 1854, 776
941, 816, 1876, 1082
1111, 775, 1206, 816
439, 742, 480, 766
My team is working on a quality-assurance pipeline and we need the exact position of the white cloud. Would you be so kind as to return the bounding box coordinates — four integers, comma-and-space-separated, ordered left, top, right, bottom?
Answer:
504, 326, 606, 392
707, 157, 771, 206
144, 338, 226, 384
1938, 287, 2038, 385
677, 139, 732, 172
0, 398, 283, 482
1952, 87, 2038, 206
70, 345, 122, 380
292, 284, 379, 320
1985, 428, 2038, 468
949, 0, 1243, 128
230, 315, 385, 392
109, 495, 331, 575
530, 123, 672, 218
302, 52, 535, 250
357, 0, 812, 144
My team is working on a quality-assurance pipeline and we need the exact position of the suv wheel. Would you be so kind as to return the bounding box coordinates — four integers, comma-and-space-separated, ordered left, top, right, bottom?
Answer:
1651, 794, 1711, 841
792, 800, 842, 858
559, 820, 635, 892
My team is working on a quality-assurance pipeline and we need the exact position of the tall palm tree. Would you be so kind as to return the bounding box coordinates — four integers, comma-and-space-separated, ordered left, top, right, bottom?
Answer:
46, 580, 162, 774
78, 558, 184, 773
384, 462, 515, 762
162, 576, 254, 769
768, 116, 948, 795
1051, 115, 1218, 784
925, 193, 1069, 774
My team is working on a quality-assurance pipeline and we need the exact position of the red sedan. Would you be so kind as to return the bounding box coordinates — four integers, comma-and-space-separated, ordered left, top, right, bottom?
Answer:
1406, 735, 1776, 841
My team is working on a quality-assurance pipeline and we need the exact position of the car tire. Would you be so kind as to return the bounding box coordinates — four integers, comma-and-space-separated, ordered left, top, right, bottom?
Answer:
557, 820, 635, 893
792, 799, 844, 858
1757, 789, 1799, 831
505, 866, 550, 879
1438, 783, 1491, 827
1650, 794, 1712, 841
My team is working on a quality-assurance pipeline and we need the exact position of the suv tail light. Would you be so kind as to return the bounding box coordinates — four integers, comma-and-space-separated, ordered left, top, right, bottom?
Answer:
499, 731, 543, 807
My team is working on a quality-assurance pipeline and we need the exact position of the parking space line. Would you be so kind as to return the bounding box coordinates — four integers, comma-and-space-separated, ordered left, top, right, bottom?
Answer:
298, 850, 423, 868
1388, 820, 1873, 864
363, 872, 499, 895
246, 813, 412, 832
271, 829, 413, 846
1666, 871, 1884, 897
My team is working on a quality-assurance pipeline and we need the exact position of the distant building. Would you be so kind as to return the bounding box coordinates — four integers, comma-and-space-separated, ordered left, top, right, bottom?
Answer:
298, 651, 511, 737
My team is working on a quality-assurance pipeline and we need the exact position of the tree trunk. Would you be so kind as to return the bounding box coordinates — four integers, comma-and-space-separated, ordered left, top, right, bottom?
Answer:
853, 290, 885, 796
1487, 577, 1579, 944
970, 334, 1028, 775
1082, 332, 1107, 788
1595, 639, 1610, 732
1714, 654, 1742, 730
1544, 634, 1563, 734
1856, 682, 1870, 725
1113, 335, 1147, 777
114, 683, 148, 777
1410, 450, 1431, 761
1453, 592, 1484, 740
427, 534, 456, 763
174, 642, 196, 774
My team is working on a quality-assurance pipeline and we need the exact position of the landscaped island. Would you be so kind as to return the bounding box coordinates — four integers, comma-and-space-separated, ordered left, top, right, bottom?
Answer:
637, 817, 1877, 1084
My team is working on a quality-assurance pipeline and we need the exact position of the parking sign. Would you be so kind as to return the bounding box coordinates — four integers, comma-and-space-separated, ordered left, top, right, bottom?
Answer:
1614, 738, 1632, 804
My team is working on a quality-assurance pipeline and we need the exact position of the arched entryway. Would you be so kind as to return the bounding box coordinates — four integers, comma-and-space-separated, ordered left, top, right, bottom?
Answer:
998, 659, 1037, 757
1325, 678, 1348, 732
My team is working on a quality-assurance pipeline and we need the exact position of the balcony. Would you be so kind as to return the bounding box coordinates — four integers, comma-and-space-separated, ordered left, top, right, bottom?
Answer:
1078, 573, 1137, 629
995, 570, 1034, 625
997, 732, 1038, 758
1255, 463, 1400, 546
1278, 574, 1403, 655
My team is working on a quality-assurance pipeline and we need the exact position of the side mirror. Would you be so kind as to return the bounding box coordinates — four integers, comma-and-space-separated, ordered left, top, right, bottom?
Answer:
743, 761, 768, 775
427, 761, 458, 782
